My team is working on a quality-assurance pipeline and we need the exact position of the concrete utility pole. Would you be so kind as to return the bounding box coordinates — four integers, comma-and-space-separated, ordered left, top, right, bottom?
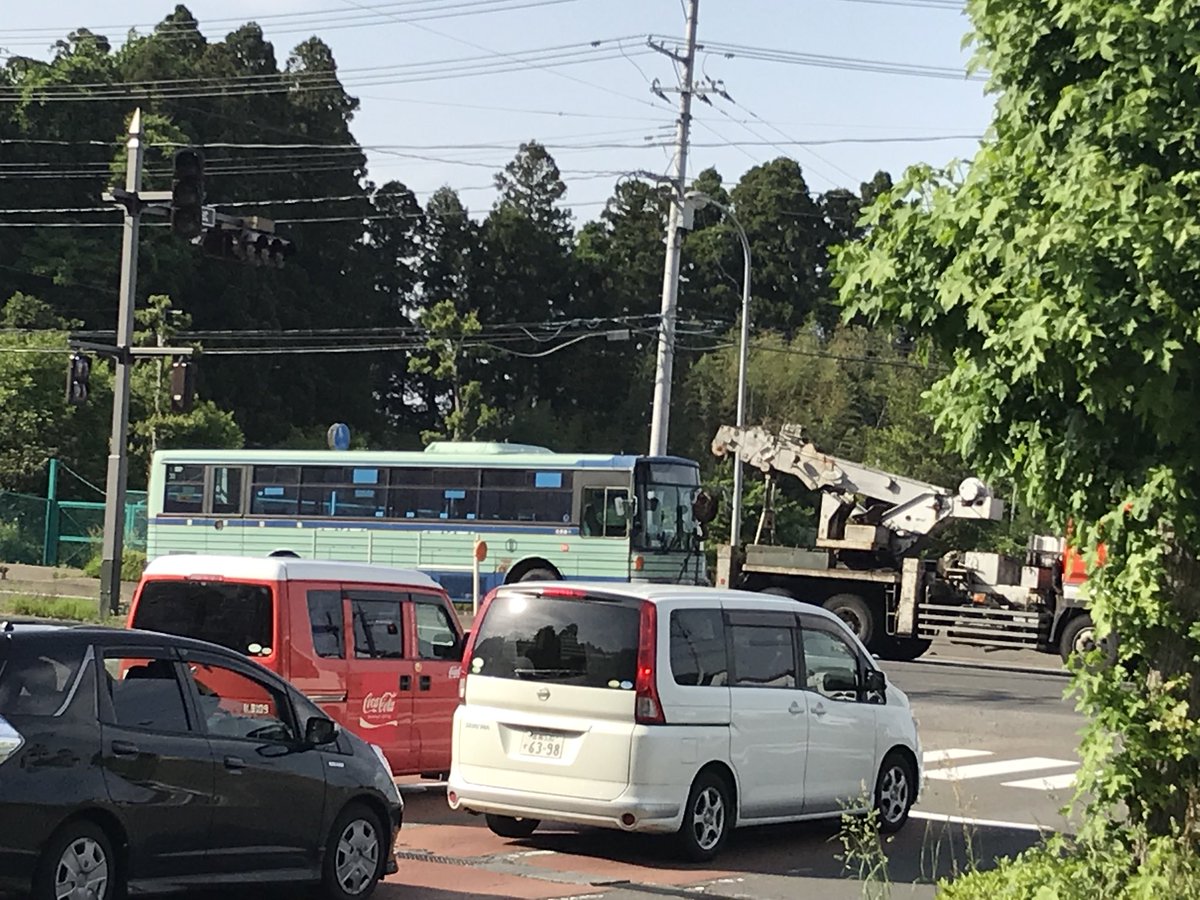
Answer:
99, 109, 145, 616
647, 0, 701, 457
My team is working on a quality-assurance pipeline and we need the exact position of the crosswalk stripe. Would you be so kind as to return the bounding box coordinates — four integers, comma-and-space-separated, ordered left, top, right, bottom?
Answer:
924, 757, 1077, 782
922, 748, 992, 765
1001, 772, 1077, 791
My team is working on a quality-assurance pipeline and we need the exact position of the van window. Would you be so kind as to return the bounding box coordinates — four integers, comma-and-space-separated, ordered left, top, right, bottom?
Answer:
801, 626, 861, 701
470, 593, 638, 688
132, 581, 274, 657
729, 624, 797, 689
669, 609, 727, 686
349, 593, 404, 659
414, 601, 461, 660
0, 644, 86, 718
307, 590, 345, 659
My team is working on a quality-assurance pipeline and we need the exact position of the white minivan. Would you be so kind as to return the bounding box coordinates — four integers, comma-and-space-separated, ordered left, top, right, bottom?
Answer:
447, 583, 921, 861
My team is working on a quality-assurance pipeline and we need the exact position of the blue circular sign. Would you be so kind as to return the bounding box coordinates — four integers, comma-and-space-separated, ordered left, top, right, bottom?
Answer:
327, 422, 351, 451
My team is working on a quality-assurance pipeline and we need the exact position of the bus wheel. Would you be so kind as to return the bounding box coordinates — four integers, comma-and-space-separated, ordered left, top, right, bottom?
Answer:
823, 593, 876, 647
516, 567, 558, 583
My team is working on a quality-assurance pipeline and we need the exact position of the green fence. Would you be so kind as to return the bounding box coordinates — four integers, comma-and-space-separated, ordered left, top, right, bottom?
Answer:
0, 483, 147, 569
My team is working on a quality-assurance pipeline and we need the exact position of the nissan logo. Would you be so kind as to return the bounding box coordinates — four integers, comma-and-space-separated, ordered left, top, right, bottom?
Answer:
536, 688, 551, 702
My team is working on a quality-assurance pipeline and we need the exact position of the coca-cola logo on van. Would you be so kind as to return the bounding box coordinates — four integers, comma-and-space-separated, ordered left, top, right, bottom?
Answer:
363, 691, 397, 715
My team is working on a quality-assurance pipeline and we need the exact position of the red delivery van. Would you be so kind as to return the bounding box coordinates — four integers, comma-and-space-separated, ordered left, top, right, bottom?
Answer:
127, 554, 465, 776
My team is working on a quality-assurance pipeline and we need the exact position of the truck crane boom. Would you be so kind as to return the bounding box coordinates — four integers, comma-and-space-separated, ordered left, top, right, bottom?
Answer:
712, 424, 1005, 558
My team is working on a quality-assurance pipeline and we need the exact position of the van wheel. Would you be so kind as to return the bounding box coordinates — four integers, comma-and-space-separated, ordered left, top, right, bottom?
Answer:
823, 593, 876, 647
485, 814, 540, 838
875, 752, 916, 833
322, 802, 386, 900
516, 567, 558, 583
34, 820, 116, 900
676, 771, 732, 862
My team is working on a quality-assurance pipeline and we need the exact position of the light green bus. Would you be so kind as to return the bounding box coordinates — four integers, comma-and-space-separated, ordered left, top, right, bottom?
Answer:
146, 442, 707, 598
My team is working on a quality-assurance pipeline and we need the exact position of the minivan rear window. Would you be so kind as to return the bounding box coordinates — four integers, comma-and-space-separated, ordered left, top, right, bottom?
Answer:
0, 643, 87, 718
133, 580, 273, 657
470, 592, 639, 688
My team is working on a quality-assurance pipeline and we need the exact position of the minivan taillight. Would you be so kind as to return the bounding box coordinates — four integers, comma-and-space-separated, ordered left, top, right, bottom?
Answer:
634, 602, 665, 725
459, 588, 498, 703
0, 715, 24, 766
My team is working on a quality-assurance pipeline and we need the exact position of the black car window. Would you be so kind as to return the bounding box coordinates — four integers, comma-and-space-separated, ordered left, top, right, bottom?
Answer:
188, 660, 296, 743
670, 609, 728, 687
0, 642, 87, 718
132, 580, 274, 657
103, 655, 192, 733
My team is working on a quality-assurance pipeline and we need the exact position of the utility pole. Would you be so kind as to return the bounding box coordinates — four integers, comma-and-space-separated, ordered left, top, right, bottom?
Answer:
99, 109, 146, 616
647, 0, 701, 457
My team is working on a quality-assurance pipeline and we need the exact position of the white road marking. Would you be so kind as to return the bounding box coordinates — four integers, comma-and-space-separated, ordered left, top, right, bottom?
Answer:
924, 757, 1077, 781
1002, 772, 1077, 791
909, 810, 1055, 833
922, 748, 993, 765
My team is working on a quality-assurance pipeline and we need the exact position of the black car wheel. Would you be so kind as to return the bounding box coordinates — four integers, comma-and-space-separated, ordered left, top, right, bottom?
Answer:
35, 820, 116, 900
485, 814, 540, 838
676, 770, 732, 862
322, 803, 386, 900
874, 751, 916, 833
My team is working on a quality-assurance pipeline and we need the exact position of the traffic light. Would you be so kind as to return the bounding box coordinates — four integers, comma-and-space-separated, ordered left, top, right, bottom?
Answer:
232, 229, 295, 268
169, 359, 195, 413
65, 353, 91, 405
171, 148, 205, 240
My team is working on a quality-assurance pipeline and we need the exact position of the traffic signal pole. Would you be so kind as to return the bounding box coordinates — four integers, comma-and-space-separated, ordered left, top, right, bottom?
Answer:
98, 109, 146, 616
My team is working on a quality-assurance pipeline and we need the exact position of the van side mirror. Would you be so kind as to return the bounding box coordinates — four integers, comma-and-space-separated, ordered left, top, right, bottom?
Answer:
305, 716, 337, 746
863, 669, 886, 694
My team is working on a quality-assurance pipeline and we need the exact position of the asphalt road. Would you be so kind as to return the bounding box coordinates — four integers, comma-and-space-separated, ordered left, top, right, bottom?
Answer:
370, 650, 1085, 900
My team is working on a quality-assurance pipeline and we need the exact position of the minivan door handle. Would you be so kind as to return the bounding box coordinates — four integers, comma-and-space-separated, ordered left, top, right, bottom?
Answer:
224, 755, 246, 772
812, 702, 828, 717
110, 740, 139, 757
399, 675, 412, 691
419, 675, 431, 692
788, 701, 804, 715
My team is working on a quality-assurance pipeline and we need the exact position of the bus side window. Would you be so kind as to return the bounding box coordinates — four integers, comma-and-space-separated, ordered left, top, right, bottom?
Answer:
211, 466, 243, 515
581, 488, 629, 538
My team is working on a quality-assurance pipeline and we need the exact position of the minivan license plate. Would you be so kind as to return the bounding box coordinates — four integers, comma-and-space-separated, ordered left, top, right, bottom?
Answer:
519, 731, 565, 759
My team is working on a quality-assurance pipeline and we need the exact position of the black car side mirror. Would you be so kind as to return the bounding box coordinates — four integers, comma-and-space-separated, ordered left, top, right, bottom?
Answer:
863, 669, 886, 694
305, 716, 337, 746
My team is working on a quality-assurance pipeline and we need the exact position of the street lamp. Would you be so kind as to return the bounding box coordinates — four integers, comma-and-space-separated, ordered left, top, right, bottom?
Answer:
683, 191, 751, 547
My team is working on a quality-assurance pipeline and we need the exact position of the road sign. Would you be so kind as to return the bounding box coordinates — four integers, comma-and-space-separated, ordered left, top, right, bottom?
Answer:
201, 205, 217, 229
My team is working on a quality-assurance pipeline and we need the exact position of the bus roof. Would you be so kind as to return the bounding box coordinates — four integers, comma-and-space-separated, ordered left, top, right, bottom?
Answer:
141, 554, 443, 589
151, 448, 699, 470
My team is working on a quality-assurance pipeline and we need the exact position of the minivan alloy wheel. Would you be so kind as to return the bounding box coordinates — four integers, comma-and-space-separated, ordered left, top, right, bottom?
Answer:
55, 836, 108, 900
877, 763, 910, 826
335, 817, 380, 896
690, 786, 726, 852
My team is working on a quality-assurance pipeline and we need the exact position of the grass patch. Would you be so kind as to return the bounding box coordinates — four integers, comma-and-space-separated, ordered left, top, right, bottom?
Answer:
0, 593, 120, 625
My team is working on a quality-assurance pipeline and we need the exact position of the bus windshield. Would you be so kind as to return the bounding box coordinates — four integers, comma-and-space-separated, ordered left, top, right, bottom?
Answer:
635, 462, 701, 552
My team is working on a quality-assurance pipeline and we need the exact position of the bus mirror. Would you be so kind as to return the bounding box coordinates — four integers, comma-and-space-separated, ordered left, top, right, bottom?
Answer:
692, 490, 718, 526
613, 496, 626, 518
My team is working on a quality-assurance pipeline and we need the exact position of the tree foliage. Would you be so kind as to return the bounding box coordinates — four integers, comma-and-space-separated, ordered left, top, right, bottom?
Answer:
836, 0, 1200, 851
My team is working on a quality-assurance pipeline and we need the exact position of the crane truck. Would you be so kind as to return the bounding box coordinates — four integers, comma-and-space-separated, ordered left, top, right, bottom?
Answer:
711, 424, 1095, 661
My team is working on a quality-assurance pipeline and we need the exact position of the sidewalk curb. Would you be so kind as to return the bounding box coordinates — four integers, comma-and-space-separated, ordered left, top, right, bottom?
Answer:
896, 656, 1072, 679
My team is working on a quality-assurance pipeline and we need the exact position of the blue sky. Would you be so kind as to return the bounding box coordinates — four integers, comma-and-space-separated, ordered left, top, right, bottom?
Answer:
1, 0, 995, 221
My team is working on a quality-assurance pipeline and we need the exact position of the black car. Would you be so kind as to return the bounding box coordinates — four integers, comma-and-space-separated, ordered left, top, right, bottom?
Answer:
0, 621, 402, 900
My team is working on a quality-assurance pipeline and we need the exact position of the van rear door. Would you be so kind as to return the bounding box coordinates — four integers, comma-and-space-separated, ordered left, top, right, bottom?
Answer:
457, 589, 641, 801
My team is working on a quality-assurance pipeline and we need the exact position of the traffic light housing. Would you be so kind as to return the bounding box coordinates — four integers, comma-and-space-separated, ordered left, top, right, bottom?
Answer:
171, 148, 205, 240
66, 353, 91, 405
200, 226, 295, 268
169, 359, 195, 413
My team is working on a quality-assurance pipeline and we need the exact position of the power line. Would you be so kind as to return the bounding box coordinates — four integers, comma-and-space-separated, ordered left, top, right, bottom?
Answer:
692, 39, 986, 82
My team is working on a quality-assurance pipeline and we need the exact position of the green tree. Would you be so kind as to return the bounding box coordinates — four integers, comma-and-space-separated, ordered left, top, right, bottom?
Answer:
836, 0, 1200, 856
409, 300, 500, 444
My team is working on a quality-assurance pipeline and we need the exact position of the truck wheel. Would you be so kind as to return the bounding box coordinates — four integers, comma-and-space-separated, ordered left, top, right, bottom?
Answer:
516, 567, 558, 583
824, 593, 876, 647
1059, 614, 1117, 665
888, 637, 932, 662
760, 586, 794, 599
